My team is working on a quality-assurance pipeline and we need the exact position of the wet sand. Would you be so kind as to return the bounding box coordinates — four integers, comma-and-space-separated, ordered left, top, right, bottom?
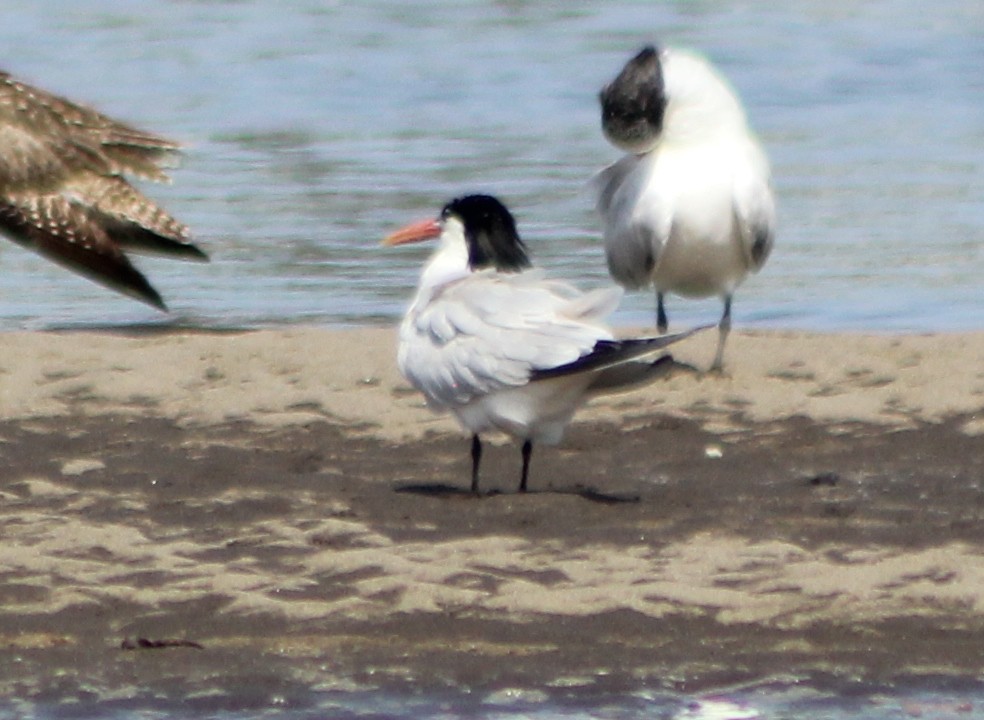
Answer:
1, 327, 983, 708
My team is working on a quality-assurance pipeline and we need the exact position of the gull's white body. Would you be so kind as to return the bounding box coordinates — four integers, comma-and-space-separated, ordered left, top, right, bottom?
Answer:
398, 218, 623, 445
593, 48, 775, 366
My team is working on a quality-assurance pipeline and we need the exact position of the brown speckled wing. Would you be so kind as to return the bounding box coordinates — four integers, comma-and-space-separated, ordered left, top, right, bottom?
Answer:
0, 71, 181, 181
0, 71, 207, 309
68, 173, 205, 260
0, 193, 166, 309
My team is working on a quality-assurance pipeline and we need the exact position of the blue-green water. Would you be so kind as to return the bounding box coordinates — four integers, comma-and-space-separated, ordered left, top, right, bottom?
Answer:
1, 0, 981, 333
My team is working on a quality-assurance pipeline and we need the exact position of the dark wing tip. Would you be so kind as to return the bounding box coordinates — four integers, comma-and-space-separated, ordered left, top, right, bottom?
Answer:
178, 242, 209, 263
129, 279, 168, 311
530, 325, 711, 382
0, 201, 173, 312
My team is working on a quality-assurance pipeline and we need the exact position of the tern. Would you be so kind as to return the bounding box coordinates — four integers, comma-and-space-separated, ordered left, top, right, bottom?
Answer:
385, 194, 701, 495
0, 70, 207, 310
592, 45, 775, 370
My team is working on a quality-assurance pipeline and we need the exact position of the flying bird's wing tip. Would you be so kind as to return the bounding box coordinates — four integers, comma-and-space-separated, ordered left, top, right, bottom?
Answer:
144, 291, 169, 312
184, 244, 210, 263
103, 268, 170, 312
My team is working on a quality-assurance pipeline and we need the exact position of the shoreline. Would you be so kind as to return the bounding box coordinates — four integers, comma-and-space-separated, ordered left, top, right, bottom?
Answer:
2, 326, 983, 434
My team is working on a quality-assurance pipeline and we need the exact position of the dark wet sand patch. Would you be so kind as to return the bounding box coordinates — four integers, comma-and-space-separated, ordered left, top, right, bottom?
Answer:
1, 410, 983, 707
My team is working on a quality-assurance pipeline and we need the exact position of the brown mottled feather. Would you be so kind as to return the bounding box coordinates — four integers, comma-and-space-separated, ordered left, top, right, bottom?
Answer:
0, 195, 166, 308
0, 70, 207, 310
0, 71, 180, 180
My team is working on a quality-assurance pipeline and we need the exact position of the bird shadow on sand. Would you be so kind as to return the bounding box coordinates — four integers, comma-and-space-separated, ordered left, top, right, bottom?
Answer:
393, 483, 492, 499
393, 483, 639, 504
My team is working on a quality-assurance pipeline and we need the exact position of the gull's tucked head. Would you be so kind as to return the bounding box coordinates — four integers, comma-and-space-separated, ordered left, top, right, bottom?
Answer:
599, 45, 667, 154
600, 45, 750, 153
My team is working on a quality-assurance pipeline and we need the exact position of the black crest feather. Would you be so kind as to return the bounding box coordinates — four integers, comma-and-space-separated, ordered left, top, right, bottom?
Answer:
443, 194, 531, 272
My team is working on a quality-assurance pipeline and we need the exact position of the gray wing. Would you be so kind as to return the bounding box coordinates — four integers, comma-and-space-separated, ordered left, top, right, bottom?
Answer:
590, 154, 669, 289
733, 142, 776, 272
399, 270, 622, 408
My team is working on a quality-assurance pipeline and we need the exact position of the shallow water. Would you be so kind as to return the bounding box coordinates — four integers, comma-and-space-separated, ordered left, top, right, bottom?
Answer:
1, 0, 981, 333
7, 678, 984, 720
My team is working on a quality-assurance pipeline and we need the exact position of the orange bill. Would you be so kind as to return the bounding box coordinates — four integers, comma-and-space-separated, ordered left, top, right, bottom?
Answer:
383, 218, 442, 246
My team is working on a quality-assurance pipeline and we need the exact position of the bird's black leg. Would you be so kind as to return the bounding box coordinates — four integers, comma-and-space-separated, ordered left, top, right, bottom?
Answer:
519, 440, 533, 493
656, 291, 668, 334
711, 294, 733, 372
470, 434, 483, 495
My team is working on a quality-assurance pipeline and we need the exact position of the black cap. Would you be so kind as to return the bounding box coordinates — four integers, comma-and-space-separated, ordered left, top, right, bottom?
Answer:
442, 194, 532, 272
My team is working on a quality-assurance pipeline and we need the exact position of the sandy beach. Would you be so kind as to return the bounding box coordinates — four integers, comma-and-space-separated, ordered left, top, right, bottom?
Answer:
1, 326, 983, 707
